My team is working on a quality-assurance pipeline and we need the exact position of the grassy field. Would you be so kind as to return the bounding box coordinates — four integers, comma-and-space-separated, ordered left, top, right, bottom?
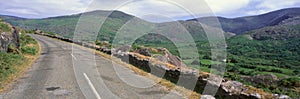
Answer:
0, 32, 40, 92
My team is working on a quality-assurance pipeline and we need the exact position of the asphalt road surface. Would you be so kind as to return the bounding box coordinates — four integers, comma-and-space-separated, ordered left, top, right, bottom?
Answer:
0, 34, 184, 99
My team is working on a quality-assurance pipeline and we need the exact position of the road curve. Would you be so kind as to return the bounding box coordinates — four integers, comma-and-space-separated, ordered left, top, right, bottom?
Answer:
0, 34, 183, 99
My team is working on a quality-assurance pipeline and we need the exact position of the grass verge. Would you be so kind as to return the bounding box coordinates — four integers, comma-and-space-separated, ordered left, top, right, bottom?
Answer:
0, 34, 41, 93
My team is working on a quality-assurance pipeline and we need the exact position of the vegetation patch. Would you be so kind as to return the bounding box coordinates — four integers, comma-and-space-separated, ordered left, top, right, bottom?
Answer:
0, 32, 40, 92
0, 22, 11, 33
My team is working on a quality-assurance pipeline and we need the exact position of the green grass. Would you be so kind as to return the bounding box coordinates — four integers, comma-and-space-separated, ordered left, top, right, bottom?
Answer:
0, 22, 11, 33
0, 32, 39, 90
132, 32, 300, 98
20, 33, 38, 55
0, 53, 24, 82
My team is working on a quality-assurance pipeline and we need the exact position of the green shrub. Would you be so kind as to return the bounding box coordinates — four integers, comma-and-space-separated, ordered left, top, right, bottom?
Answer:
0, 23, 11, 32
280, 77, 300, 88
21, 46, 37, 55
0, 52, 24, 82
270, 68, 283, 73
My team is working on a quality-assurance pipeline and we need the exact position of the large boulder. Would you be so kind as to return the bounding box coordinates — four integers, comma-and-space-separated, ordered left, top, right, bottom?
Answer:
252, 74, 278, 86
134, 47, 152, 56
0, 32, 10, 52
0, 21, 20, 53
162, 48, 187, 67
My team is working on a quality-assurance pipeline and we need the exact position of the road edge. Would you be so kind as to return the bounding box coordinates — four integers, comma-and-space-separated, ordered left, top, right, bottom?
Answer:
44, 35, 200, 99
0, 34, 42, 93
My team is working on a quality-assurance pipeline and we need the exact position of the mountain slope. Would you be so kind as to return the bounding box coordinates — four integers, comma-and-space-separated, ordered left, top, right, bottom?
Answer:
0, 10, 233, 42
1, 10, 135, 40
225, 23, 300, 97
190, 8, 300, 34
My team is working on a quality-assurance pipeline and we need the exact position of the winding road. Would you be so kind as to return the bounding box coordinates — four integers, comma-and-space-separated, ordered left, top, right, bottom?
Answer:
0, 34, 183, 99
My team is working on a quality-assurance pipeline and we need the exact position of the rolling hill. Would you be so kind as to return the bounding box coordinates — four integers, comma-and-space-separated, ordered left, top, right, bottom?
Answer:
0, 10, 233, 43
0, 7, 300, 98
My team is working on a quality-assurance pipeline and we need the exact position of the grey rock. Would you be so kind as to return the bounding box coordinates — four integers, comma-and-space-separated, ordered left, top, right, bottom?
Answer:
200, 95, 215, 99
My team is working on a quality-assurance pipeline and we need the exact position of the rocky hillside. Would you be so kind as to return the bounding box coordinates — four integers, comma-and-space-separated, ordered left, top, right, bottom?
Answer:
226, 20, 300, 97
191, 8, 300, 34
249, 24, 300, 40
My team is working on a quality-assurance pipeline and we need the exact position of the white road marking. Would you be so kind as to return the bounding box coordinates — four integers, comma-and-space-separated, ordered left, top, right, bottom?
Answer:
83, 73, 101, 99
71, 54, 77, 60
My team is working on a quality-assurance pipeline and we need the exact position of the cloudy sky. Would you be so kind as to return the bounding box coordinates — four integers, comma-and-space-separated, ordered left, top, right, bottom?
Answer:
0, 0, 300, 21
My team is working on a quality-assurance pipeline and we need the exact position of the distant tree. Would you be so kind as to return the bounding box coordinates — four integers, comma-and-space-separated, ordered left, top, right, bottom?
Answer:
203, 55, 211, 60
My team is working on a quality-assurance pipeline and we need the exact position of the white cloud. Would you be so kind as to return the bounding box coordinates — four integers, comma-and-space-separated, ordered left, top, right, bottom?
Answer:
4, 9, 39, 16
114, 0, 251, 21
244, 0, 300, 15
204, 0, 250, 13
257, 0, 300, 9
0, 0, 299, 20
0, 0, 91, 18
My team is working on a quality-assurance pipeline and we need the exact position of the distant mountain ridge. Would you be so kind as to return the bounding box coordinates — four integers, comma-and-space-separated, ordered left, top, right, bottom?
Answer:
190, 8, 300, 34
1, 7, 300, 98
0, 8, 300, 41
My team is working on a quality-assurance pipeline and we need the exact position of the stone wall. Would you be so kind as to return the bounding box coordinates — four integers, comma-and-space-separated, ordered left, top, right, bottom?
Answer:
36, 32, 287, 99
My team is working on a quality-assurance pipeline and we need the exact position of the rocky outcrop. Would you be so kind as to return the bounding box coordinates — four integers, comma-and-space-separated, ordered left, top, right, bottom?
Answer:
133, 47, 187, 67
0, 32, 10, 52
36, 32, 288, 99
241, 74, 278, 86
0, 21, 20, 53
134, 47, 152, 56
250, 25, 300, 40
279, 16, 300, 26
11, 27, 20, 49
162, 48, 187, 67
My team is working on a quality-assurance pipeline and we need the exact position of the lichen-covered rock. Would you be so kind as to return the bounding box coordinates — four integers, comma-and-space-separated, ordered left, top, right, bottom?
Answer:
0, 32, 10, 52
0, 21, 20, 53
221, 81, 244, 94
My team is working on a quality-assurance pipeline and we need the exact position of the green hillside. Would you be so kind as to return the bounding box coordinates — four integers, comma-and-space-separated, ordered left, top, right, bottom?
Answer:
1, 8, 300, 97
0, 10, 235, 43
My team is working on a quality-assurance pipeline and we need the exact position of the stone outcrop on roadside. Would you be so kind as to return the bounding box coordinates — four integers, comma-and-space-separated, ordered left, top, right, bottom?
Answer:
0, 21, 20, 53
35, 31, 290, 99
132, 47, 187, 68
